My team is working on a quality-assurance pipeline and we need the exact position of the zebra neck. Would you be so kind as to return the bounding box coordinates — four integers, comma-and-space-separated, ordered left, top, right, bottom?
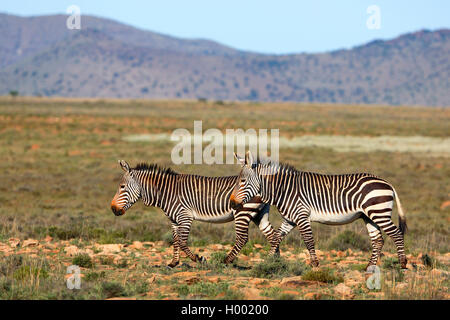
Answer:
260, 168, 298, 207
139, 170, 177, 211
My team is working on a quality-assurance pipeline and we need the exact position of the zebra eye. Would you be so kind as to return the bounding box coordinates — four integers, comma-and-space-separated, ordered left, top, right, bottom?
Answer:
120, 185, 125, 189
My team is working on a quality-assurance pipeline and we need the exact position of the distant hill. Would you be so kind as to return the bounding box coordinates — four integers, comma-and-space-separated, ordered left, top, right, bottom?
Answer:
0, 13, 449, 106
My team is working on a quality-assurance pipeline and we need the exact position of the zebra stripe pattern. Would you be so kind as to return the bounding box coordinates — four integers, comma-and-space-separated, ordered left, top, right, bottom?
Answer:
230, 151, 408, 269
110, 160, 280, 267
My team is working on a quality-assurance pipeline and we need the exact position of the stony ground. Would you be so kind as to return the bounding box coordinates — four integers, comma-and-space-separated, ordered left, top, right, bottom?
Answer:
1, 237, 448, 300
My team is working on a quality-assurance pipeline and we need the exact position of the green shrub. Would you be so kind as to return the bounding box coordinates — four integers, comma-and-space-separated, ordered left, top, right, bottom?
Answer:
328, 230, 370, 251
261, 287, 295, 300
101, 282, 126, 299
13, 265, 49, 281
382, 257, 399, 270
421, 254, 440, 269
85, 271, 106, 282
250, 256, 310, 279
72, 254, 93, 268
302, 268, 343, 284
0, 255, 23, 276
207, 252, 228, 272
9, 90, 19, 97
176, 281, 242, 299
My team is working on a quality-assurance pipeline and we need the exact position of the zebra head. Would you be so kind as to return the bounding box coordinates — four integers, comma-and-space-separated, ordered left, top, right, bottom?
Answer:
110, 160, 141, 216
230, 151, 260, 209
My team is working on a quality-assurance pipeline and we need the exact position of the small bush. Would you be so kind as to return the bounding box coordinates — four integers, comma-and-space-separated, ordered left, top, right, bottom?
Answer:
261, 287, 295, 300
9, 90, 18, 97
176, 281, 242, 299
207, 252, 227, 272
421, 254, 439, 269
302, 268, 343, 284
13, 265, 49, 281
382, 257, 399, 270
241, 243, 253, 256
0, 255, 23, 275
85, 271, 105, 282
328, 230, 370, 251
99, 256, 115, 265
101, 282, 126, 299
115, 259, 128, 268
250, 256, 310, 279
382, 257, 405, 282
72, 254, 93, 268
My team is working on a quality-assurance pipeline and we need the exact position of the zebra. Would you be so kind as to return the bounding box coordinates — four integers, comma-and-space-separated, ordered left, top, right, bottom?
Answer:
110, 159, 281, 268
229, 151, 408, 270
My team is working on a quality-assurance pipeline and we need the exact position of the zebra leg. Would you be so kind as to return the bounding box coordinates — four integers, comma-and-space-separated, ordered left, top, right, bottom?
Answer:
168, 222, 181, 268
268, 219, 296, 256
250, 205, 281, 256
371, 215, 407, 269
363, 216, 384, 270
177, 219, 206, 264
295, 212, 319, 267
224, 213, 252, 264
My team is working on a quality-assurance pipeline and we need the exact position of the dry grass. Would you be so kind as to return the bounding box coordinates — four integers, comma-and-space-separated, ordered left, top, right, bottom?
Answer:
0, 96, 448, 299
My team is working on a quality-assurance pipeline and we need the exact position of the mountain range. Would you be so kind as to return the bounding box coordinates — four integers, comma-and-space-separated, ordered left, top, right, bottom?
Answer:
0, 13, 449, 106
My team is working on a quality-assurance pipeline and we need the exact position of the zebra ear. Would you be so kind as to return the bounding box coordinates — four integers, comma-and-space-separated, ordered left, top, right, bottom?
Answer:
234, 152, 245, 165
119, 160, 130, 172
245, 151, 254, 167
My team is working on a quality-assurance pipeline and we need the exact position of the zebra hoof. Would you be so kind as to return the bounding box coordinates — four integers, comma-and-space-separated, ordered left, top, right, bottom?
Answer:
167, 261, 179, 268
196, 255, 207, 264
310, 260, 320, 268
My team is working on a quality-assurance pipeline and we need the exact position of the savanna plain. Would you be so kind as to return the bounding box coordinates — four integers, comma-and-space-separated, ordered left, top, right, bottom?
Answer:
0, 97, 448, 300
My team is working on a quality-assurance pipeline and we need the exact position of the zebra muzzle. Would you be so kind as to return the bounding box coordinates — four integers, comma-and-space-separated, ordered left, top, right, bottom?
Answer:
111, 204, 125, 216
230, 199, 242, 210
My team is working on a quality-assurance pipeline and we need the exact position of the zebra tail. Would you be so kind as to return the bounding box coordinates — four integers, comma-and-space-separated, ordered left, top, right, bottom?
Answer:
393, 187, 407, 234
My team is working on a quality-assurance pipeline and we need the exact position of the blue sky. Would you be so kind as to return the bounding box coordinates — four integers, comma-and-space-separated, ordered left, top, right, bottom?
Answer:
3, 0, 449, 54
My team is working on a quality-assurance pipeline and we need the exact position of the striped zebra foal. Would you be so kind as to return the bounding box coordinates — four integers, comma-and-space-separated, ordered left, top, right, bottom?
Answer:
230, 151, 408, 270
110, 160, 280, 267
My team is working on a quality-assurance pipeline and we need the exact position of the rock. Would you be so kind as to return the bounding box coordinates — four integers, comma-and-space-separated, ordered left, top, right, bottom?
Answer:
395, 283, 408, 290
297, 253, 308, 259
282, 290, 300, 296
106, 297, 137, 300
22, 239, 39, 247
185, 276, 201, 285
280, 276, 320, 288
334, 283, 354, 298
64, 245, 80, 256
367, 292, 384, 298
207, 276, 222, 283
147, 274, 157, 284
97, 244, 123, 254
8, 238, 20, 248
44, 235, 53, 242
440, 200, 450, 210
304, 292, 321, 300
241, 288, 261, 299
210, 244, 224, 250
130, 241, 143, 250
254, 244, 263, 249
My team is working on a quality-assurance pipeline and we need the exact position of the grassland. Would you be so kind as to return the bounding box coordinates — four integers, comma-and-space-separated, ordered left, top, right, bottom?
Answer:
0, 96, 448, 299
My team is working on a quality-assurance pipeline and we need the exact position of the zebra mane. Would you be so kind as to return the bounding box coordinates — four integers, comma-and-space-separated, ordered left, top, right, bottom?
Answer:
133, 163, 178, 175
254, 157, 298, 173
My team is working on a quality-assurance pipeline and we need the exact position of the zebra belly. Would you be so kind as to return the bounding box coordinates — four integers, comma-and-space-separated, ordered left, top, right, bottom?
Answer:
192, 211, 235, 223
309, 209, 362, 225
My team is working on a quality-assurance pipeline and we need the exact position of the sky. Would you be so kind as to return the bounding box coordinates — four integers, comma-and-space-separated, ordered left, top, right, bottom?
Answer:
2, 0, 449, 54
